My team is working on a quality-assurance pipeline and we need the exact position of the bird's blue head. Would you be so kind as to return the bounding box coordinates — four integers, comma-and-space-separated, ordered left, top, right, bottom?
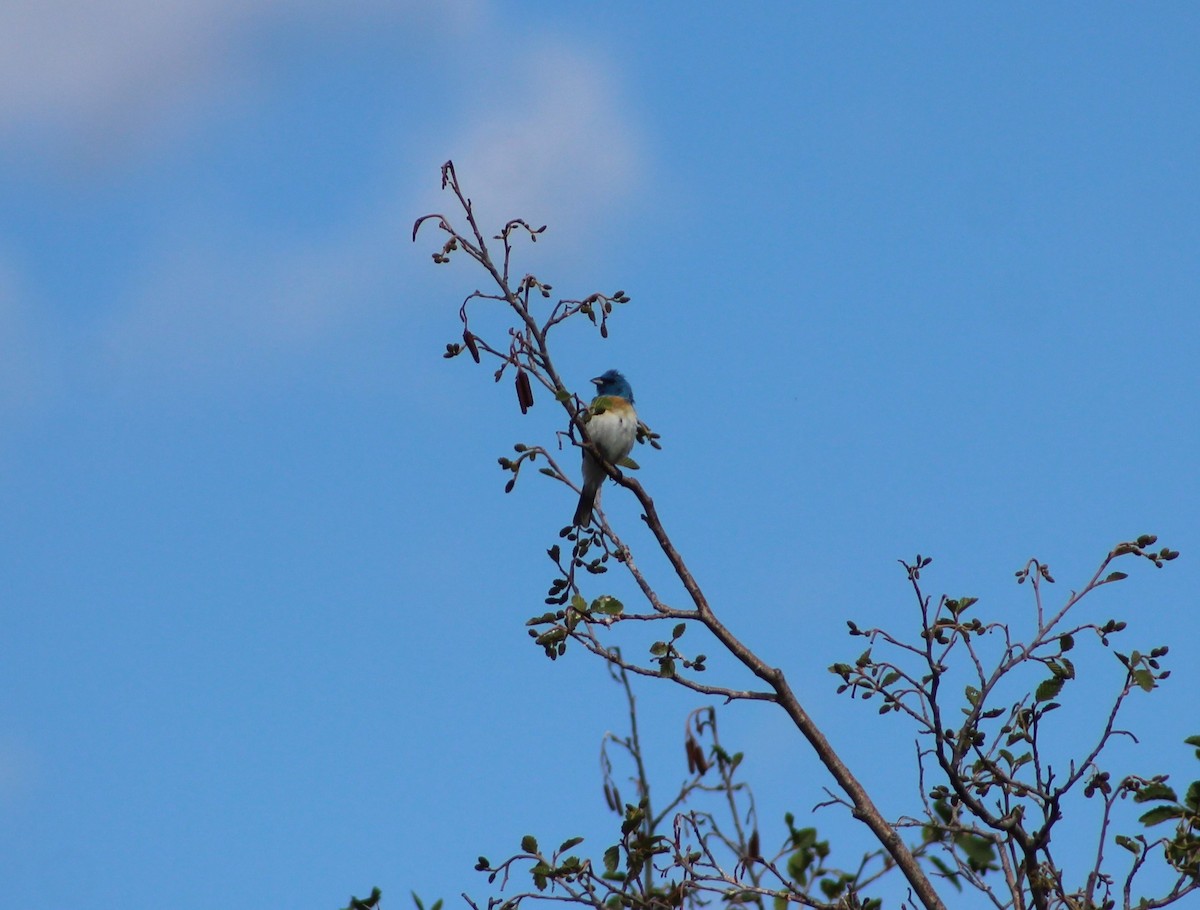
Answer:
592, 369, 633, 403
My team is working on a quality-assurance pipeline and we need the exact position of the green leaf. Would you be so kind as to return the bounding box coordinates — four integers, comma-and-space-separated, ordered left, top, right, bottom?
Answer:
786, 848, 811, 884
1105, 571, 1128, 583
1134, 782, 1178, 803
521, 834, 539, 854
626, 855, 643, 881
592, 595, 624, 615
1133, 669, 1155, 692
881, 671, 901, 687
343, 889, 384, 910
1185, 781, 1200, 811
953, 596, 978, 615
672, 622, 686, 639
559, 836, 584, 853
928, 856, 962, 891
571, 593, 587, 611
958, 834, 996, 871
603, 845, 620, 874
819, 877, 846, 899
1115, 835, 1142, 855
1059, 633, 1075, 652
1035, 677, 1064, 702
1139, 806, 1185, 827
791, 826, 816, 849
1183, 734, 1200, 749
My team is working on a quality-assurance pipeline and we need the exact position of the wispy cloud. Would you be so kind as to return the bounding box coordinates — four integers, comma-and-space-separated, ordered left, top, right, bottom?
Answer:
100, 197, 414, 383
422, 43, 645, 242
3, 2, 646, 392
0, 0, 482, 144
102, 49, 643, 382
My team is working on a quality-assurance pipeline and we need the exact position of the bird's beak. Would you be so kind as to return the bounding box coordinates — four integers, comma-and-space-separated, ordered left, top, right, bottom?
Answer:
590, 376, 603, 386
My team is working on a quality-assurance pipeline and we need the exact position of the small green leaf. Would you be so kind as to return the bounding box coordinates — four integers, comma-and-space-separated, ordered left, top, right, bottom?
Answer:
1115, 835, 1142, 855
672, 622, 686, 639
592, 595, 624, 615
1134, 782, 1178, 803
928, 856, 962, 891
1185, 781, 1200, 811
819, 877, 845, 899
1105, 571, 1128, 583
786, 848, 811, 884
1133, 669, 1155, 692
1035, 677, 1064, 702
958, 834, 996, 871
521, 834, 539, 854
1139, 806, 1185, 827
603, 845, 620, 874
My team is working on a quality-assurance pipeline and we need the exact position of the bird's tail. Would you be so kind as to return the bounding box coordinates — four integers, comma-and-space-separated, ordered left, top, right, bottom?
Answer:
573, 479, 600, 527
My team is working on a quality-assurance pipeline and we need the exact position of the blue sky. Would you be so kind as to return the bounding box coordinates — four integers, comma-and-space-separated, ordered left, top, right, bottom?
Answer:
2, 3, 1198, 908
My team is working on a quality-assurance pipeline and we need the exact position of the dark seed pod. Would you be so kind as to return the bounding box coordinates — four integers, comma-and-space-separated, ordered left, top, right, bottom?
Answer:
463, 329, 481, 363
515, 369, 534, 414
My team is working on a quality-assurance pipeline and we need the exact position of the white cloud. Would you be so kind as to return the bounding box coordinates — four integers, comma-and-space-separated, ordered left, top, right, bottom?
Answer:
9, 3, 645, 387
428, 44, 644, 241
0, 0, 254, 135
0, 0, 484, 147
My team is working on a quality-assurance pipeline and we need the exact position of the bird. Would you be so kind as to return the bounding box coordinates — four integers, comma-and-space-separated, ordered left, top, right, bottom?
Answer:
573, 370, 638, 527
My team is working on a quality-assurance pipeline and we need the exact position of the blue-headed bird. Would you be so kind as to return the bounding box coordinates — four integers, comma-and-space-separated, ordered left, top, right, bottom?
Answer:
573, 370, 638, 527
